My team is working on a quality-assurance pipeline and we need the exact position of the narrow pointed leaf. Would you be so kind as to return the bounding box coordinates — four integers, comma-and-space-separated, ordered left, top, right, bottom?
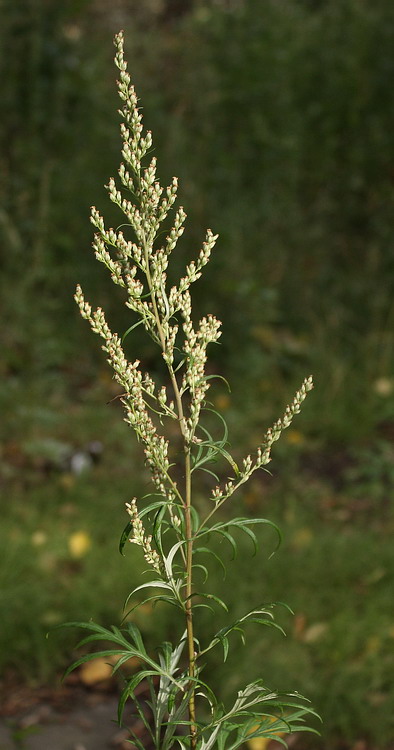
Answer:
119, 521, 133, 555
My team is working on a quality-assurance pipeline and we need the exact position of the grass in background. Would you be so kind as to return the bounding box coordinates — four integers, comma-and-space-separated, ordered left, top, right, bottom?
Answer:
1, 375, 394, 746
1, 0, 394, 746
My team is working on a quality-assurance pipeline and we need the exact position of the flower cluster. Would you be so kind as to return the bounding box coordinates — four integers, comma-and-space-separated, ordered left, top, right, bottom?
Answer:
74, 285, 174, 498
182, 298, 222, 438
71, 31, 317, 749
75, 31, 223, 496
126, 499, 162, 573
210, 376, 313, 506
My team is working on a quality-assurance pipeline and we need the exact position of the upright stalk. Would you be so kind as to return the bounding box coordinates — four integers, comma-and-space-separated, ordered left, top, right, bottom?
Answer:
184, 448, 197, 749
143, 236, 197, 746
72, 31, 318, 750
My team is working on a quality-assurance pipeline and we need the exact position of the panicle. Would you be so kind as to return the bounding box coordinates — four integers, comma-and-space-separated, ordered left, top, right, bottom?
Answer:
126, 499, 162, 573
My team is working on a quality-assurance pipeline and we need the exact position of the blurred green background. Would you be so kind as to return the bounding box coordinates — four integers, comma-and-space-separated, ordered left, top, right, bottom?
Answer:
1, 0, 394, 748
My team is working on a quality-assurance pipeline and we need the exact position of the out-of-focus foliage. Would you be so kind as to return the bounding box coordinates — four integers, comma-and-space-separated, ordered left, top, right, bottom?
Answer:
0, 0, 117, 379
1, 4, 394, 746
153, 0, 394, 440
1, 0, 394, 440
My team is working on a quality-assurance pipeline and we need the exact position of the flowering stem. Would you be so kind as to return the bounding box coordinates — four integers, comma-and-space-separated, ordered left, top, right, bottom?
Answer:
142, 232, 197, 748
184, 448, 197, 749
73, 31, 318, 750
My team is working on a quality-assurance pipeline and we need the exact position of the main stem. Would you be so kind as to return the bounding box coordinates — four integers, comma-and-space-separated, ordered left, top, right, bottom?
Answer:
184, 448, 197, 750
143, 237, 197, 748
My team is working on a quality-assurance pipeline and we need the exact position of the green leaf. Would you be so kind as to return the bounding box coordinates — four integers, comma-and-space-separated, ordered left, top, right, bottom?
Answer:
194, 546, 227, 580
210, 527, 238, 558
190, 504, 201, 533
119, 520, 133, 555
121, 317, 144, 342
163, 540, 186, 582
196, 466, 220, 481
220, 635, 229, 662
202, 407, 229, 446
198, 517, 282, 556
118, 670, 155, 724
202, 373, 231, 392
191, 561, 209, 583
122, 594, 182, 623
187, 591, 228, 612
127, 580, 175, 600
63, 649, 131, 681
125, 621, 148, 655
193, 603, 215, 613
139, 499, 172, 518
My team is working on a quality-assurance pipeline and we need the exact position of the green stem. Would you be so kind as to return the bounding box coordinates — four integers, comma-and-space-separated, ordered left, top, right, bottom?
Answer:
184, 447, 197, 750
142, 230, 197, 748
197, 472, 250, 533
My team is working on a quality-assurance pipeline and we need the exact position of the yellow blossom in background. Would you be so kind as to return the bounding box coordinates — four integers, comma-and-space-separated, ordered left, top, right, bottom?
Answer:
80, 654, 140, 685
247, 716, 285, 750
373, 377, 393, 396
68, 530, 92, 558
79, 656, 114, 685
247, 737, 271, 750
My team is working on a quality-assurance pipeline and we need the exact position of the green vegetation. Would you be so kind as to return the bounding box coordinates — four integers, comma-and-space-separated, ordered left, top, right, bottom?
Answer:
1, 388, 393, 745
68, 30, 317, 749
1, 1, 394, 748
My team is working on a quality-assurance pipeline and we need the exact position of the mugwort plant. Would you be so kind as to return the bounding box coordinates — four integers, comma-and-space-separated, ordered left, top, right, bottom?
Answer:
67, 31, 319, 750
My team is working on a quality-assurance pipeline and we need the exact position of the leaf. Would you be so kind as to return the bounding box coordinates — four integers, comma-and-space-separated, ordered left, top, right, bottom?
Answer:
200, 723, 222, 750
122, 317, 144, 342
190, 505, 201, 533
199, 605, 286, 661
218, 446, 240, 476
155, 634, 187, 733
197, 466, 220, 481
122, 594, 182, 622
194, 546, 227, 580
187, 591, 228, 612
125, 581, 176, 610
209, 526, 238, 558
202, 407, 229, 446
192, 562, 209, 583
203, 373, 231, 392
118, 670, 157, 724
191, 410, 232, 475
119, 520, 133, 555
63, 649, 131, 681
219, 635, 229, 662
246, 715, 285, 750
125, 621, 148, 655
163, 541, 186, 582
197, 517, 282, 557
59, 621, 186, 693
